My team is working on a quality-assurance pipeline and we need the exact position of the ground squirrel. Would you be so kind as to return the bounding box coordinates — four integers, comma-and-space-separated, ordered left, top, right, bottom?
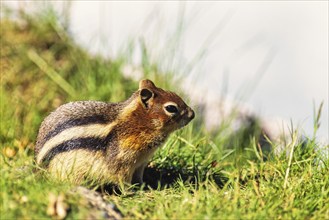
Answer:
35, 79, 195, 185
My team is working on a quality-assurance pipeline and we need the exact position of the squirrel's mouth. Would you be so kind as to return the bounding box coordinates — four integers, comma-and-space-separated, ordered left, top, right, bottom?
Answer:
167, 107, 195, 131
179, 115, 195, 128
178, 108, 195, 128
179, 121, 189, 129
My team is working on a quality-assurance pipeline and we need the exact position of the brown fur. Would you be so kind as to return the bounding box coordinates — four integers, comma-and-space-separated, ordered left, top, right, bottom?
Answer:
35, 79, 194, 185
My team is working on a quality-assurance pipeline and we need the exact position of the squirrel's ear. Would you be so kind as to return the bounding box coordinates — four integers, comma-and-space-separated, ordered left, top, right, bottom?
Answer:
140, 88, 154, 108
139, 79, 156, 90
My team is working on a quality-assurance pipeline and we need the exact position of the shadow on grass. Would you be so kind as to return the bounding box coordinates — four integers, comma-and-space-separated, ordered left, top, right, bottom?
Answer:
143, 165, 228, 190
97, 165, 228, 195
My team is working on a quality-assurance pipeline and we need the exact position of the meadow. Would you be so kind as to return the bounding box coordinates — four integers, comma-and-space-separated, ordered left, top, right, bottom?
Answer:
1, 7, 328, 219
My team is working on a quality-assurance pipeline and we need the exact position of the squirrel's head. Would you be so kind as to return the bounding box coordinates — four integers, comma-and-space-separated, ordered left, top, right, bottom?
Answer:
132, 79, 195, 133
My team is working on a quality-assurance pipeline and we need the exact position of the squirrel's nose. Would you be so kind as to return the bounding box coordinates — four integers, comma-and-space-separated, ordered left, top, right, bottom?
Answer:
187, 108, 195, 120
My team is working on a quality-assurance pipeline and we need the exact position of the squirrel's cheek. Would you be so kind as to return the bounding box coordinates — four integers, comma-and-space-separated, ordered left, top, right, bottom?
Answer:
151, 118, 163, 129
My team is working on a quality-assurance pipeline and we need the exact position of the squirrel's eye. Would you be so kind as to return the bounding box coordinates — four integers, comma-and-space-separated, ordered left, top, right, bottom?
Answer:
165, 105, 178, 114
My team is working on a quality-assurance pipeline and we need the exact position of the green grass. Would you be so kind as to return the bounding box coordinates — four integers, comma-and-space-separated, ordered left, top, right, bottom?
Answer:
1, 7, 329, 219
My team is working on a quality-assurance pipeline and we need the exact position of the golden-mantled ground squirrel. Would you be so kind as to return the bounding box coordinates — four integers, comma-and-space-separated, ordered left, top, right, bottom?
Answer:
35, 79, 194, 185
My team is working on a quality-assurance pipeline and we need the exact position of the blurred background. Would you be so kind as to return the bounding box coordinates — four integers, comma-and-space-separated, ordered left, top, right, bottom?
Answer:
3, 1, 328, 143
